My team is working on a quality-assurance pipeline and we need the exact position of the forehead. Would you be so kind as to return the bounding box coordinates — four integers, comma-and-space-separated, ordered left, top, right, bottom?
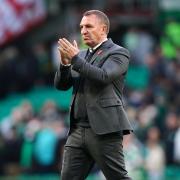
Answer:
80, 14, 100, 25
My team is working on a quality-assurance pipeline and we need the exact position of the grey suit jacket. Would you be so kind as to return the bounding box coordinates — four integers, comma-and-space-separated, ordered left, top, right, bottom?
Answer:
54, 39, 133, 135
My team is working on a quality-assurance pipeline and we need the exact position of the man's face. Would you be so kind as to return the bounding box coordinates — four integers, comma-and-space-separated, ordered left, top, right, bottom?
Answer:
80, 14, 106, 48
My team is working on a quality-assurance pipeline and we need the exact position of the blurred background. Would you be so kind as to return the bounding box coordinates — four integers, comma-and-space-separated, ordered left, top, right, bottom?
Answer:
0, 0, 180, 179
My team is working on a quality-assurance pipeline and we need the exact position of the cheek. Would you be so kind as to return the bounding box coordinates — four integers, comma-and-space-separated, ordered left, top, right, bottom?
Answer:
92, 31, 100, 39
95, 33, 102, 40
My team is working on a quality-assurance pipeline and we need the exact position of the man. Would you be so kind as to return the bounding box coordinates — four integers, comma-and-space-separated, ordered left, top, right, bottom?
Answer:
54, 10, 132, 180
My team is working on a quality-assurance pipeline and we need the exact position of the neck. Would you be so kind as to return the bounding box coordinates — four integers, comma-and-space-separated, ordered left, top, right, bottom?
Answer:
91, 37, 108, 49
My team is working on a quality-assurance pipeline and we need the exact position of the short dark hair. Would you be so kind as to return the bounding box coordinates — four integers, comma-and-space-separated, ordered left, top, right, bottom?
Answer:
83, 10, 110, 34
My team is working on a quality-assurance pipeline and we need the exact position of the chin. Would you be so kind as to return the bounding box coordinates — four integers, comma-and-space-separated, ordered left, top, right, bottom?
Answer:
83, 40, 93, 47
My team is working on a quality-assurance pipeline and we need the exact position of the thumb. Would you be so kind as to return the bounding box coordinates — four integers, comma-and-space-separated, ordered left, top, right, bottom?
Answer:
73, 40, 78, 48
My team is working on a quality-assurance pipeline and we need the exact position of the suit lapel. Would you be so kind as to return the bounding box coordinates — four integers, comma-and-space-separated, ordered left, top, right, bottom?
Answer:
79, 49, 87, 59
89, 39, 113, 64
89, 50, 101, 64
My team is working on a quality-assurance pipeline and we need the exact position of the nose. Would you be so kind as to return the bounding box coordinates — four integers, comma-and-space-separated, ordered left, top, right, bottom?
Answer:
81, 27, 87, 35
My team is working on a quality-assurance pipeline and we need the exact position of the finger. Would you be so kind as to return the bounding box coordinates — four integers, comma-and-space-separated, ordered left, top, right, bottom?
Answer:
58, 48, 66, 59
58, 46, 63, 52
58, 39, 62, 46
62, 38, 74, 48
59, 39, 70, 50
58, 41, 66, 52
58, 47, 70, 61
58, 47, 67, 54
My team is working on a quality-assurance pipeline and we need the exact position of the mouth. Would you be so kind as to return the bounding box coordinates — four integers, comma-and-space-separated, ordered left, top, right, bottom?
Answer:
83, 36, 90, 41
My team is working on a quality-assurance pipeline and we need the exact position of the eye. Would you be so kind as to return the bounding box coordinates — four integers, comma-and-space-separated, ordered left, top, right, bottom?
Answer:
86, 24, 93, 28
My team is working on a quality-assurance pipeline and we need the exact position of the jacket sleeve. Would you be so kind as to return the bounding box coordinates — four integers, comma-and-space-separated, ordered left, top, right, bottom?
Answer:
54, 64, 73, 90
71, 49, 130, 85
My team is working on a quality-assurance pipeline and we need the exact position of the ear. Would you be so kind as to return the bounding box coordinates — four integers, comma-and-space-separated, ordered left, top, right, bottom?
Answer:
102, 25, 107, 34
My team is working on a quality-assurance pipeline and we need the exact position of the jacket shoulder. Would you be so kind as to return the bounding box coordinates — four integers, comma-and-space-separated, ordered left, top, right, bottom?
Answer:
113, 44, 130, 58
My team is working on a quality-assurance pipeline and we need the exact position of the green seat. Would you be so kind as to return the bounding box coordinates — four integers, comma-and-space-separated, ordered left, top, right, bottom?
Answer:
126, 65, 150, 90
0, 86, 72, 122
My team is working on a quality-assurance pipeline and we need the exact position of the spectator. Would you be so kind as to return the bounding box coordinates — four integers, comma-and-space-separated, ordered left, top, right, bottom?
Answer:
123, 134, 144, 180
144, 127, 165, 180
174, 119, 180, 164
164, 112, 179, 165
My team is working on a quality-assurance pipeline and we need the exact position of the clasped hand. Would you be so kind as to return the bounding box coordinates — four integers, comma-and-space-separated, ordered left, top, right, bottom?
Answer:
58, 38, 79, 65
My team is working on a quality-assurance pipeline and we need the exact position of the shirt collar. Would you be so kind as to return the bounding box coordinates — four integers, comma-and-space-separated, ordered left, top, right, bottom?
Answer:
89, 38, 108, 52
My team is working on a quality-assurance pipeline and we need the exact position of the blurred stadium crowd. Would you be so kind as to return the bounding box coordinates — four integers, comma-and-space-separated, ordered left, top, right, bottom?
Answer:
0, 0, 180, 179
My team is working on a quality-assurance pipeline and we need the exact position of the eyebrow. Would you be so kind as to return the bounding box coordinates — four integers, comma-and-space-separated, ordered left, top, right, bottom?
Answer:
80, 23, 93, 28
